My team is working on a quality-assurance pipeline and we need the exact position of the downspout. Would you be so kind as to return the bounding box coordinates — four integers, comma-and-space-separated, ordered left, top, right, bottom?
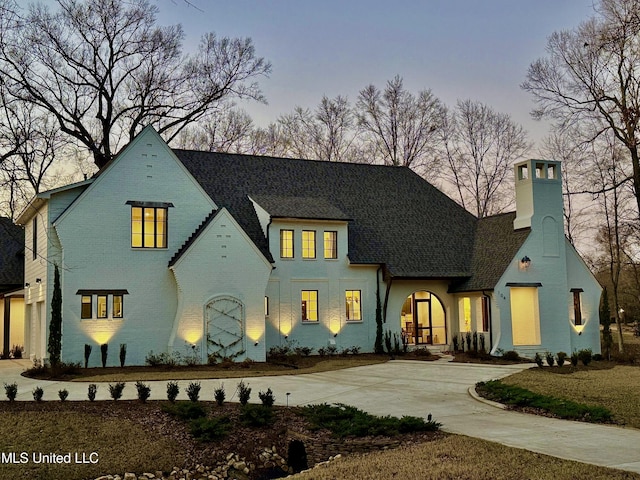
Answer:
482, 290, 493, 352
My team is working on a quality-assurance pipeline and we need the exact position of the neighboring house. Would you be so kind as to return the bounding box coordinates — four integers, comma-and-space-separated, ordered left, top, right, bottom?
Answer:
16, 126, 601, 366
0, 216, 25, 357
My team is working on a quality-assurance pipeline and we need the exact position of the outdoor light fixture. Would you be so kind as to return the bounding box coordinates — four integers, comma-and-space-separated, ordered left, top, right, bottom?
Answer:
520, 256, 531, 269
191, 343, 196, 350
333, 333, 338, 338
254, 341, 259, 346
284, 335, 288, 339
24, 282, 30, 288
35, 278, 42, 284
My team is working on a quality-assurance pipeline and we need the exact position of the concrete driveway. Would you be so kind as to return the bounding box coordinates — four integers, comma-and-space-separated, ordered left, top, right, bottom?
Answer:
2, 358, 640, 474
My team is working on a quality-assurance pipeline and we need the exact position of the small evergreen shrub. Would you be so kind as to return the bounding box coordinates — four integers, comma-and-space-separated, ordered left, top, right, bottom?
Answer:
214, 384, 225, 406
578, 349, 592, 366
384, 330, 392, 354
108, 382, 125, 401
452, 334, 459, 351
327, 345, 337, 356
186, 381, 201, 402
237, 380, 251, 406
240, 404, 274, 427
119, 343, 127, 367
100, 343, 108, 368
294, 346, 314, 356
350, 345, 361, 355
556, 351, 567, 367
58, 389, 68, 402
534, 352, 544, 367
259, 387, 275, 407
4, 382, 17, 401
317, 347, 327, 357
545, 351, 555, 367
88, 384, 97, 401
479, 333, 486, 353
593, 353, 604, 361
145, 350, 180, 367
136, 381, 151, 403
161, 401, 206, 420
32, 386, 44, 402
465, 331, 472, 351
84, 344, 92, 368
472, 331, 478, 352
502, 350, 520, 361
166, 381, 180, 402
571, 351, 579, 366
189, 416, 231, 441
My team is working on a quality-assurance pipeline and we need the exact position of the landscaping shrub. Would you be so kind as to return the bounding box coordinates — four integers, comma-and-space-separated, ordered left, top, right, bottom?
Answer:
258, 387, 275, 407
237, 380, 251, 406
317, 347, 327, 357
350, 345, 361, 355
32, 386, 44, 402
465, 331, 472, 351
84, 344, 92, 368
327, 345, 337, 356
146, 350, 180, 367
571, 351, 579, 367
100, 343, 108, 368
479, 333, 486, 353
578, 349, 592, 366
108, 382, 125, 401
119, 343, 127, 367
294, 346, 314, 356
502, 350, 520, 361
189, 416, 231, 442
166, 381, 180, 402
534, 352, 543, 367
412, 347, 432, 357
472, 331, 478, 352
240, 404, 274, 427
452, 334, 459, 351
136, 381, 151, 403
25, 358, 47, 377
186, 381, 201, 402
556, 351, 567, 367
161, 401, 206, 420
476, 380, 612, 423
87, 384, 97, 401
4, 382, 17, 401
10, 344, 22, 359
593, 353, 603, 361
58, 389, 68, 402
214, 384, 225, 406
545, 351, 555, 367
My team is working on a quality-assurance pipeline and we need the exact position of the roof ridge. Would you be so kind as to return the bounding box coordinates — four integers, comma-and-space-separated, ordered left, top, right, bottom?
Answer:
168, 209, 218, 267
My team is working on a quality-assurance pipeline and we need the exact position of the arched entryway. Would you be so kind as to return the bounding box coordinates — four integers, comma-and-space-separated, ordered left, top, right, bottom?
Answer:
205, 296, 245, 362
400, 291, 446, 345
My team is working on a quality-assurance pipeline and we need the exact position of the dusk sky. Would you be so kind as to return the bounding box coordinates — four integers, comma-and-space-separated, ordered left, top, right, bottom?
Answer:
155, 0, 595, 151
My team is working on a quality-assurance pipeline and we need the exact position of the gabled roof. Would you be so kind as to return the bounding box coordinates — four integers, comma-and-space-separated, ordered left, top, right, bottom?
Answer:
250, 194, 351, 221
0, 217, 24, 291
169, 209, 218, 267
450, 212, 530, 292
174, 150, 477, 278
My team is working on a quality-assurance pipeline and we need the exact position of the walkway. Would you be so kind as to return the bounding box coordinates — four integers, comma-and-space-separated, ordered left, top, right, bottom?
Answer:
2, 358, 640, 474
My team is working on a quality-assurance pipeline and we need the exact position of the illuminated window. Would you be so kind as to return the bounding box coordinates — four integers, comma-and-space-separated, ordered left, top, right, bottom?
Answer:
302, 230, 316, 259
97, 295, 108, 319
131, 206, 167, 248
113, 295, 123, 319
280, 229, 294, 258
345, 290, 361, 321
324, 231, 337, 259
301, 290, 318, 322
81, 295, 92, 319
571, 288, 583, 326
509, 287, 541, 345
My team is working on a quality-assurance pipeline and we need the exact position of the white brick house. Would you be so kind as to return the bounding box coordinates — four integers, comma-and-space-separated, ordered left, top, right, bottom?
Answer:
15, 126, 601, 366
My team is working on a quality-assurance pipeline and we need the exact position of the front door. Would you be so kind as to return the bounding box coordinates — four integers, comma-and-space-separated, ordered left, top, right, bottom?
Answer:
414, 299, 432, 344
401, 291, 447, 346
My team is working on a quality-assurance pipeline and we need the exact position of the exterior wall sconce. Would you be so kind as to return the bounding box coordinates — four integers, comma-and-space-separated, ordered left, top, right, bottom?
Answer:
520, 256, 531, 270
35, 278, 42, 283
333, 333, 338, 338
25, 282, 30, 288
254, 341, 259, 346
190, 343, 197, 350
284, 335, 288, 339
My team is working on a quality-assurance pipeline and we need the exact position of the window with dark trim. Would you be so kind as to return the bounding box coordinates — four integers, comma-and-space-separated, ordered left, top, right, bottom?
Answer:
280, 229, 294, 258
481, 297, 490, 332
97, 295, 108, 318
131, 206, 167, 248
81, 295, 92, 319
78, 290, 129, 320
345, 290, 361, 321
324, 231, 337, 259
571, 288, 583, 326
301, 290, 318, 322
113, 295, 123, 318
302, 230, 316, 259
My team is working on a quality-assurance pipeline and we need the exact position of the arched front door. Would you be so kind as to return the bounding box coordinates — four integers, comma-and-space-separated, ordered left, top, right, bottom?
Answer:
401, 291, 446, 345
205, 296, 245, 362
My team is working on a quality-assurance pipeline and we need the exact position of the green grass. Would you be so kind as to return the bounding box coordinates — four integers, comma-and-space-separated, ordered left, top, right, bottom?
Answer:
476, 380, 613, 423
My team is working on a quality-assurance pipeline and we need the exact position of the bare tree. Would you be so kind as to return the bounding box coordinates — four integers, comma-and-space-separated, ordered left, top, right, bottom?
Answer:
441, 99, 529, 218
522, 0, 640, 220
0, 0, 271, 169
356, 75, 445, 178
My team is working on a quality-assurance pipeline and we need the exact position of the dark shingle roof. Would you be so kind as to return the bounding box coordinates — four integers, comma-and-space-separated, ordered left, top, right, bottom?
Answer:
250, 194, 351, 221
174, 150, 477, 278
0, 217, 24, 291
450, 212, 530, 292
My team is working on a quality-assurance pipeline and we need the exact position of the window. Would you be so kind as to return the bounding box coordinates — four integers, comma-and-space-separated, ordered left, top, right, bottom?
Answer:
113, 295, 123, 318
301, 290, 318, 322
81, 295, 92, 319
264, 296, 269, 316
302, 230, 316, 259
510, 287, 541, 345
481, 296, 490, 332
280, 229, 294, 258
345, 290, 361, 321
131, 206, 167, 248
32, 217, 38, 260
324, 231, 337, 259
571, 289, 583, 326
97, 295, 108, 319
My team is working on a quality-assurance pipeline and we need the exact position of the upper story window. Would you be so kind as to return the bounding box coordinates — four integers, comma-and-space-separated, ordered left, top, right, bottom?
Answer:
280, 229, 294, 258
345, 290, 361, 321
301, 290, 318, 322
302, 230, 316, 259
571, 288, 583, 326
127, 201, 173, 249
324, 231, 337, 259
